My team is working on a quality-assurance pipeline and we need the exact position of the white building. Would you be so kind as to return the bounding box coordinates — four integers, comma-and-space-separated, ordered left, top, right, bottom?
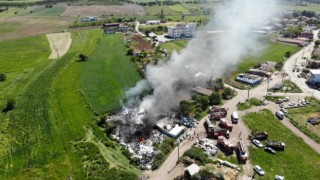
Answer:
308, 69, 320, 84
167, 23, 197, 38
185, 163, 200, 177
146, 20, 161, 25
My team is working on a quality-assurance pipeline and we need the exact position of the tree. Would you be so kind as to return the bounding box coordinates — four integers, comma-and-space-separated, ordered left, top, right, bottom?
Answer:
79, 54, 88, 61
159, 8, 165, 20
2, 99, 15, 113
315, 40, 320, 46
180, 100, 194, 116
275, 62, 284, 71
199, 96, 210, 110
209, 92, 222, 105
145, 30, 151, 37
0, 73, 6, 82
126, 48, 134, 55
285, 51, 291, 58
222, 87, 234, 100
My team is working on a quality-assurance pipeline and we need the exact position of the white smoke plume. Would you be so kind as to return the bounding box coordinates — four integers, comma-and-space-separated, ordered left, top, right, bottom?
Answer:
126, 0, 279, 125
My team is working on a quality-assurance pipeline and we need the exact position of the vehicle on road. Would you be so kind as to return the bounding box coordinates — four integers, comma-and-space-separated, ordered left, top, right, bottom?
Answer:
231, 111, 239, 124
254, 165, 265, 176
252, 139, 263, 148
265, 147, 276, 154
275, 175, 285, 180
276, 111, 284, 120
283, 97, 289, 102
279, 103, 284, 108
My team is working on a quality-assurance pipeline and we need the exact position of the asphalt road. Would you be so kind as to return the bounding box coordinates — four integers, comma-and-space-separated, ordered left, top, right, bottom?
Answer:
145, 30, 320, 179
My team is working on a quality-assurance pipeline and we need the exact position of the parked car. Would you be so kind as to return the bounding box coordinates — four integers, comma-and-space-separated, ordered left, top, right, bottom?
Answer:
265, 147, 276, 154
253, 139, 263, 148
306, 99, 310, 104
288, 102, 295, 106
254, 165, 265, 176
279, 103, 284, 108
275, 175, 285, 180
283, 97, 289, 102
276, 99, 283, 104
276, 111, 284, 120
262, 100, 268, 106
280, 108, 288, 115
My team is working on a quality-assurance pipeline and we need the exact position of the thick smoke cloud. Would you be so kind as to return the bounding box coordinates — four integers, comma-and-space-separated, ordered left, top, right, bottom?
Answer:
126, 0, 279, 125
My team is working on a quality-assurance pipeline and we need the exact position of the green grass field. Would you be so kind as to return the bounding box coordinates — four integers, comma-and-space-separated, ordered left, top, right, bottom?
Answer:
26, 6, 66, 17
0, 30, 139, 179
0, 35, 50, 102
145, 5, 183, 16
160, 40, 188, 53
282, 3, 320, 13
82, 34, 141, 114
287, 97, 320, 143
226, 42, 300, 89
243, 109, 320, 180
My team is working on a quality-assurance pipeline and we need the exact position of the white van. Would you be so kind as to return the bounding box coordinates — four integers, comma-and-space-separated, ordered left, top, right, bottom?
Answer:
276, 111, 284, 120
231, 111, 239, 124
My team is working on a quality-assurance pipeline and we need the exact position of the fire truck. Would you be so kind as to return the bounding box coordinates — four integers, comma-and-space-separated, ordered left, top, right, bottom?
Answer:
236, 140, 248, 163
209, 107, 228, 120
219, 118, 233, 132
204, 119, 230, 139
217, 136, 235, 154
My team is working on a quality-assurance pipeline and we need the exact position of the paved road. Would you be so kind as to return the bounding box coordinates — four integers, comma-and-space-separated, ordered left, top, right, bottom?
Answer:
145, 30, 320, 179
135, 21, 146, 37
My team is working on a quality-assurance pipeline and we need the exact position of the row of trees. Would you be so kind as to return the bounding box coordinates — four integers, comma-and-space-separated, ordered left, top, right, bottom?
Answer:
179, 86, 236, 118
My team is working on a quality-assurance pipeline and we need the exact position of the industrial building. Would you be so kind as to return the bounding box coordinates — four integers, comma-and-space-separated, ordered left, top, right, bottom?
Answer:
308, 69, 320, 85
167, 23, 197, 38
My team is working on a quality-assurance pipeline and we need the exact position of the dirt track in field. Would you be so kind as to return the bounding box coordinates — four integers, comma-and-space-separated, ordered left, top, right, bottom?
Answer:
61, 4, 145, 17
46, 32, 72, 59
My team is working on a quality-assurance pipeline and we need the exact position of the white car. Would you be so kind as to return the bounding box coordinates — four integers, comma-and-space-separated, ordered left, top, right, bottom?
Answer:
254, 165, 265, 176
279, 103, 284, 108
262, 100, 269, 106
288, 102, 295, 106
253, 139, 263, 148
280, 108, 288, 115
275, 175, 285, 180
283, 97, 289, 102
276, 111, 284, 120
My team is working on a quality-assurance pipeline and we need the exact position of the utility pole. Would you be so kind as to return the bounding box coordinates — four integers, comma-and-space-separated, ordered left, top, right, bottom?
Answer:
247, 86, 250, 101
177, 142, 180, 161
266, 78, 270, 96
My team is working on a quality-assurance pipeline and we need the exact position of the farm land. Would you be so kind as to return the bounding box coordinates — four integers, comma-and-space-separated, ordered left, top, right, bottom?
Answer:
0, 29, 140, 179
243, 109, 320, 180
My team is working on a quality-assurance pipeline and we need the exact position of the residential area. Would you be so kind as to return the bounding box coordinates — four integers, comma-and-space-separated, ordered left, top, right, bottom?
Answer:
1, 0, 320, 180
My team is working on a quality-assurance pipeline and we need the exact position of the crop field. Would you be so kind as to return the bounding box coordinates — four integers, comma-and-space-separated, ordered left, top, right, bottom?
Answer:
0, 35, 50, 102
243, 109, 320, 180
81, 33, 141, 114
0, 29, 139, 179
160, 40, 188, 53
25, 6, 66, 17
145, 5, 185, 16
287, 97, 320, 143
226, 42, 300, 89
282, 3, 320, 13
61, 4, 145, 17
0, 16, 74, 41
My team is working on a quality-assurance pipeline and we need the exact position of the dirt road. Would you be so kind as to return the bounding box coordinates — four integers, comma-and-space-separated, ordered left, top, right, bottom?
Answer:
46, 32, 72, 59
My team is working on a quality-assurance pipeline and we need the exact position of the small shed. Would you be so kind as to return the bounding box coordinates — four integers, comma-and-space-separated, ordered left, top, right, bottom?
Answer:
192, 87, 213, 96
185, 163, 200, 177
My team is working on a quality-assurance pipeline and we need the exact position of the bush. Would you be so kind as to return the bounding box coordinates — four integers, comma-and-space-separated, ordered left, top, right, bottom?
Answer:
2, 99, 15, 113
0, 73, 6, 81
209, 92, 222, 105
222, 87, 235, 100
184, 147, 209, 165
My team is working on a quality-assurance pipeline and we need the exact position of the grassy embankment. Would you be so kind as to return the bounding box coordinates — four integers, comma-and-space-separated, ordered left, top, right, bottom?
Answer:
0, 30, 140, 179
236, 98, 262, 111
243, 109, 320, 180
81, 33, 141, 114
226, 42, 300, 89
160, 40, 188, 53
287, 97, 320, 143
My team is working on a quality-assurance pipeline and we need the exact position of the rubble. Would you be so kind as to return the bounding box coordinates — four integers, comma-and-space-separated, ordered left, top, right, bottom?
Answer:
217, 159, 241, 171
194, 138, 218, 156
